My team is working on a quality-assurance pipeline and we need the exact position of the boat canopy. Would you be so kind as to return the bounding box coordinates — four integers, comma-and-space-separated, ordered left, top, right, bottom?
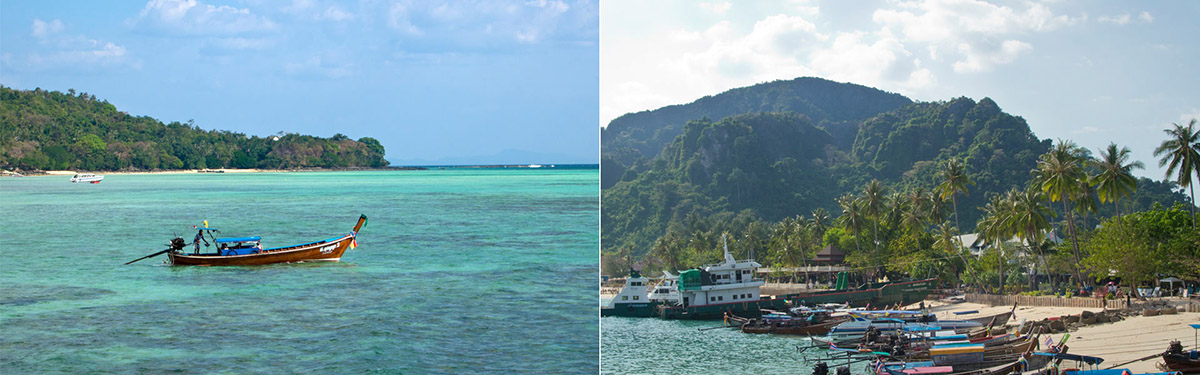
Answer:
216, 236, 261, 243
1033, 352, 1105, 365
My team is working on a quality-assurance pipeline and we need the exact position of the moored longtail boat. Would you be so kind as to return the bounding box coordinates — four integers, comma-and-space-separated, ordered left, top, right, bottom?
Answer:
740, 311, 851, 335
1162, 340, 1200, 374
166, 215, 367, 266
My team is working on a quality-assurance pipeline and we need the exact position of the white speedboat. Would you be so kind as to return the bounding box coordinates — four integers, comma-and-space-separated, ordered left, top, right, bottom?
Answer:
70, 174, 104, 183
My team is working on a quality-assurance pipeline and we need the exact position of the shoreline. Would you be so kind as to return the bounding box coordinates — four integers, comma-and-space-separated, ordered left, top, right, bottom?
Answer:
913, 299, 1197, 374
4, 167, 427, 176
4, 164, 597, 176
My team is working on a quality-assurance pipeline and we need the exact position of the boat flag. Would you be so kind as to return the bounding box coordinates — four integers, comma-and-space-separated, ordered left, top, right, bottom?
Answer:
350, 238, 358, 249
1045, 336, 1053, 348
204, 220, 208, 228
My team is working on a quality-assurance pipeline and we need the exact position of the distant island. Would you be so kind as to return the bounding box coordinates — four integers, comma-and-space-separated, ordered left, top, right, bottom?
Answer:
0, 86, 388, 172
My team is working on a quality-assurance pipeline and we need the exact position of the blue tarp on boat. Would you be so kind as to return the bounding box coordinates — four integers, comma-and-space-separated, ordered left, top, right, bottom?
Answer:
216, 236, 261, 243
220, 247, 259, 256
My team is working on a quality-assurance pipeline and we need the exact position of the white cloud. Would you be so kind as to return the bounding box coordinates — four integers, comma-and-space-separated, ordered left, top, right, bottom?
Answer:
600, 0, 1088, 127
872, 0, 1079, 73
699, 2, 732, 14
1098, 14, 1131, 25
526, 0, 569, 14
388, 3, 423, 35
21, 19, 134, 70
952, 39, 1031, 73
320, 6, 353, 21
1099, 11, 1153, 26
809, 29, 932, 90
1182, 110, 1200, 124
208, 37, 271, 50
131, 0, 277, 36
31, 19, 64, 38
379, 0, 589, 46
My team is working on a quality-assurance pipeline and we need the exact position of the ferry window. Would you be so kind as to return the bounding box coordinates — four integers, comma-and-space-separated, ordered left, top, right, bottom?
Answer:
633, 296, 639, 300
622, 296, 628, 301
710, 297, 715, 302
718, 296, 723, 301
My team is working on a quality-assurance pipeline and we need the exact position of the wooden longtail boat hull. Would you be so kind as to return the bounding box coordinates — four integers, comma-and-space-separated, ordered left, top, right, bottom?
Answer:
741, 316, 850, 335
169, 234, 353, 266
1162, 353, 1200, 374
966, 311, 1013, 327
168, 215, 365, 266
906, 337, 1037, 361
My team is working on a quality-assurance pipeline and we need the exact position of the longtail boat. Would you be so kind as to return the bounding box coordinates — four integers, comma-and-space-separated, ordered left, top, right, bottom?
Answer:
740, 310, 851, 335
163, 215, 367, 266
1162, 340, 1200, 374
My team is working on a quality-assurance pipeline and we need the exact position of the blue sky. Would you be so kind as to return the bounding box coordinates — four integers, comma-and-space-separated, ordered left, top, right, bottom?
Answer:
601, 0, 1200, 180
1, 0, 598, 166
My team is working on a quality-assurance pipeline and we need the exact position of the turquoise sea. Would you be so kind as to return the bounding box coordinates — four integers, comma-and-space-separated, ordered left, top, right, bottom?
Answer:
600, 316, 872, 375
0, 169, 598, 374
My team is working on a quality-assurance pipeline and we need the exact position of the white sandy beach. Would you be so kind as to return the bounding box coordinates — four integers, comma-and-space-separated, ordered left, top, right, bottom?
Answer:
913, 300, 1200, 373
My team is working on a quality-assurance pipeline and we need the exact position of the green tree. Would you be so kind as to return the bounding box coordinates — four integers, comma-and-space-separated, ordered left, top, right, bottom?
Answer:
837, 193, 865, 256
937, 158, 974, 283
1008, 188, 1055, 292
860, 179, 886, 267
1153, 119, 1200, 228
1084, 204, 1196, 295
1033, 139, 1088, 284
1092, 143, 1144, 218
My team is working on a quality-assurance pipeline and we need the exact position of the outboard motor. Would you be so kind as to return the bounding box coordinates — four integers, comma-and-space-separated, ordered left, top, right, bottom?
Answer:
836, 365, 850, 375
812, 361, 829, 375
1169, 340, 1184, 355
169, 237, 187, 251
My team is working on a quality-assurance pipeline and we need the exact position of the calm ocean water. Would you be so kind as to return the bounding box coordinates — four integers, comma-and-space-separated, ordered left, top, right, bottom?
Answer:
601, 315, 872, 375
0, 169, 598, 374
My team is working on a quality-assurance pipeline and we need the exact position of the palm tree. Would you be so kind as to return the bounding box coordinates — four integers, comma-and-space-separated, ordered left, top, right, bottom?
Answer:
938, 158, 975, 250
837, 193, 866, 255
977, 194, 1010, 292
1073, 175, 1099, 227
1154, 119, 1200, 228
1009, 187, 1055, 292
861, 180, 886, 265
1033, 139, 1087, 284
933, 221, 986, 293
1092, 143, 1144, 219
651, 231, 686, 273
810, 208, 831, 240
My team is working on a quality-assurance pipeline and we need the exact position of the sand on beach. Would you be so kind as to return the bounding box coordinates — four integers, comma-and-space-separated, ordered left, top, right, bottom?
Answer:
909, 300, 1200, 373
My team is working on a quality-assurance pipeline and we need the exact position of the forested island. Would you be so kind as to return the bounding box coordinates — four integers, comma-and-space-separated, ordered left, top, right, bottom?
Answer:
602, 77, 1199, 293
0, 86, 388, 172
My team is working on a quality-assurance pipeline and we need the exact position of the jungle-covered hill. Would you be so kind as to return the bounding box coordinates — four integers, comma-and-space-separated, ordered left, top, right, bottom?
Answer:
601, 78, 1189, 256
0, 86, 388, 171
601, 77, 912, 189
